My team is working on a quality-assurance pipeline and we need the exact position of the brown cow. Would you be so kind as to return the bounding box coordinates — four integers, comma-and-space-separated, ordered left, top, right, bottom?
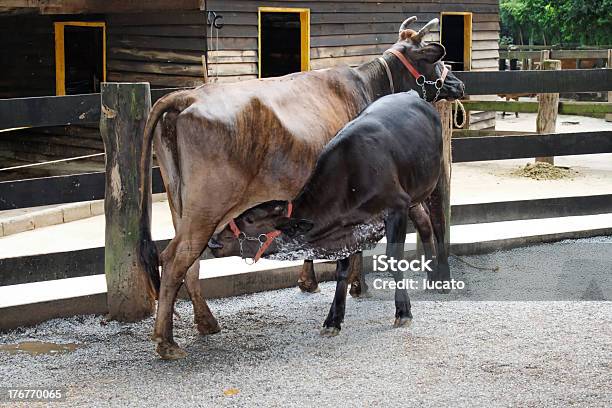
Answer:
140, 17, 464, 359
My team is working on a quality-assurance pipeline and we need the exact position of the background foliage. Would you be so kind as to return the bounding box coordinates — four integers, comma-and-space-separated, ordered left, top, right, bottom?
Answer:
500, 0, 612, 46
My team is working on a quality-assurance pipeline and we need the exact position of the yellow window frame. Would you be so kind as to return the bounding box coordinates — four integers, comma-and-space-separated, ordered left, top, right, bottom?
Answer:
258, 7, 310, 78
54, 21, 106, 96
440, 12, 472, 71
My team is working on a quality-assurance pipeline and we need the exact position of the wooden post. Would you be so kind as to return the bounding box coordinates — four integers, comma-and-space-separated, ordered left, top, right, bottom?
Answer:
100, 82, 155, 322
539, 50, 550, 69
434, 101, 452, 254
607, 50, 612, 122
535, 59, 561, 164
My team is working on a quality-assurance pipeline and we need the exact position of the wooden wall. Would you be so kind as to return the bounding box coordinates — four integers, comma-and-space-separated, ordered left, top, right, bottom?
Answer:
106, 11, 208, 88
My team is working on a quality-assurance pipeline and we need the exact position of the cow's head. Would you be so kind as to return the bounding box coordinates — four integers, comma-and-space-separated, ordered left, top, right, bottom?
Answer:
385, 17, 465, 101
208, 201, 312, 260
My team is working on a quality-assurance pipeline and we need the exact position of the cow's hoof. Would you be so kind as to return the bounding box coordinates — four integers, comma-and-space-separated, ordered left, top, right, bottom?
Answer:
196, 321, 221, 336
156, 341, 187, 360
393, 317, 413, 328
298, 280, 320, 293
320, 326, 340, 337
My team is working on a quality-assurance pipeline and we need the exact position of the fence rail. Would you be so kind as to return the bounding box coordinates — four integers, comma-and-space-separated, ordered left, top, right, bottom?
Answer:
1, 70, 610, 131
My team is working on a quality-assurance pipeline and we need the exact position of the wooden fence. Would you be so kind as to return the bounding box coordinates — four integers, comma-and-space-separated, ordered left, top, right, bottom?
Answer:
1, 68, 611, 303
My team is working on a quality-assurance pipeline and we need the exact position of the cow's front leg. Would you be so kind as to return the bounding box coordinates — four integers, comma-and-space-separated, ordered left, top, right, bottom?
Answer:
348, 252, 370, 298
184, 260, 221, 335
321, 257, 351, 336
298, 260, 320, 293
385, 211, 413, 328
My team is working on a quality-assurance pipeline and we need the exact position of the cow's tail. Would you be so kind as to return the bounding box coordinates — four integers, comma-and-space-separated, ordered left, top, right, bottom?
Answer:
139, 90, 193, 298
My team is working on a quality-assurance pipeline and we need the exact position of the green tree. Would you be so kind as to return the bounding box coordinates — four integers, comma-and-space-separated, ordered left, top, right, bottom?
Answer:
500, 0, 612, 46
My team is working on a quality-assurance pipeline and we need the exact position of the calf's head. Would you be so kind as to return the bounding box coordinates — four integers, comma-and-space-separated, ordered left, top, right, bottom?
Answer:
208, 201, 313, 260
388, 17, 465, 101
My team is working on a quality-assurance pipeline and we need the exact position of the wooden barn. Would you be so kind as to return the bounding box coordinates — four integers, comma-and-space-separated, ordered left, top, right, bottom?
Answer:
0, 0, 499, 179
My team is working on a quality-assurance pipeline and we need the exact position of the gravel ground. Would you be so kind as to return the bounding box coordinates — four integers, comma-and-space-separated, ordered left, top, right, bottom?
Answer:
0, 238, 610, 407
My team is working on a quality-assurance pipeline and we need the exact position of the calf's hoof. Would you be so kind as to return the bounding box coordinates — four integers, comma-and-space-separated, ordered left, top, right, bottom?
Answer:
196, 320, 221, 336
349, 284, 372, 298
393, 317, 413, 328
298, 279, 320, 293
156, 341, 188, 360
320, 326, 341, 337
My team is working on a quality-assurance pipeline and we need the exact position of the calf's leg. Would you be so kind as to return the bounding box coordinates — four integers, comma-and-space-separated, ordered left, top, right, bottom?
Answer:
321, 257, 351, 336
409, 204, 439, 282
427, 181, 451, 283
385, 210, 413, 327
348, 252, 370, 298
298, 260, 320, 293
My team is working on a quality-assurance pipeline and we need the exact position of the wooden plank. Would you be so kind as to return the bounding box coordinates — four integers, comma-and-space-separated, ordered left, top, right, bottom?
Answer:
472, 21, 500, 31
499, 50, 541, 60
312, 33, 397, 47
310, 44, 387, 58
0, 168, 165, 211
107, 11, 206, 26
453, 194, 612, 226
108, 35, 207, 51
107, 60, 204, 77
472, 40, 499, 50
311, 12, 438, 25
462, 100, 538, 113
472, 30, 498, 41
108, 47, 205, 64
209, 75, 258, 83
40, 0, 201, 15
471, 58, 498, 69
471, 49, 499, 59
207, 63, 257, 76
551, 50, 609, 59
107, 72, 205, 87
452, 131, 612, 162
108, 25, 210, 38
456, 69, 612, 95
0, 94, 99, 130
311, 55, 376, 69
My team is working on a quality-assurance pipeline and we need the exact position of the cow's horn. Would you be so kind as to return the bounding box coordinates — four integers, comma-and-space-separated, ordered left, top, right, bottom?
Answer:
398, 16, 417, 33
413, 18, 439, 41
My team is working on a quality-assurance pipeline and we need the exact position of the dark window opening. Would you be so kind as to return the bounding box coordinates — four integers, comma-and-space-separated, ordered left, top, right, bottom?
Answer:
441, 15, 465, 71
64, 26, 103, 94
260, 12, 301, 78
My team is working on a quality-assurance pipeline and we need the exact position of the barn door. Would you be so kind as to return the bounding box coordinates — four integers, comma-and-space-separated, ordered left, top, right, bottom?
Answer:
440, 12, 472, 71
258, 7, 310, 78
54, 22, 106, 95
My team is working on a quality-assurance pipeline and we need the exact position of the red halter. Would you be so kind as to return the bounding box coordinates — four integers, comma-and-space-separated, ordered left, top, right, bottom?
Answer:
228, 202, 293, 263
384, 48, 449, 93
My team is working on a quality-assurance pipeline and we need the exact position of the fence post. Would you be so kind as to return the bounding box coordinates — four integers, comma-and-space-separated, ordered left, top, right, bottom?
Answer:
100, 82, 156, 322
434, 101, 452, 255
535, 59, 561, 164
607, 50, 612, 123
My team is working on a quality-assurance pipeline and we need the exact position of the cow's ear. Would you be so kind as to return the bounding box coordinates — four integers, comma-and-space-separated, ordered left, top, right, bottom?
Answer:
415, 43, 446, 63
275, 217, 314, 237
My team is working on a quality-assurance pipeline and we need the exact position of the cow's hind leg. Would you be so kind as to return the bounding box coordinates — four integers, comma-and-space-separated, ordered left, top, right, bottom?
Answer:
184, 260, 221, 335
385, 210, 412, 327
409, 204, 439, 282
152, 226, 214, 360
298, 260, 320, 293
321, 257, 351, 336
348, 252, 370, 298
